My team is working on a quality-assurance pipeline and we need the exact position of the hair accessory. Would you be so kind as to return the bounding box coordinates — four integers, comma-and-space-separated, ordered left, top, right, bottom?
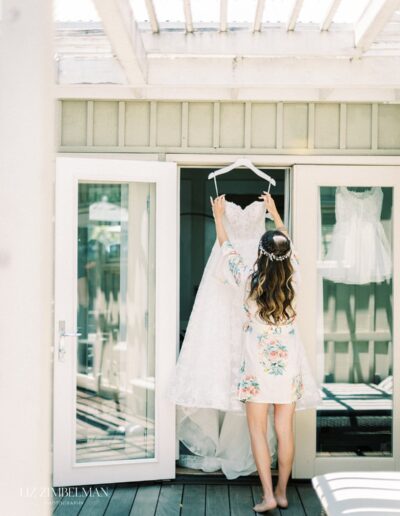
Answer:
258, 243, 292, 261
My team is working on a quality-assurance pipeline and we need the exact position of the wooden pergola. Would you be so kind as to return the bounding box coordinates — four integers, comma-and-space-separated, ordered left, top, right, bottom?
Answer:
55, 0, 400, 102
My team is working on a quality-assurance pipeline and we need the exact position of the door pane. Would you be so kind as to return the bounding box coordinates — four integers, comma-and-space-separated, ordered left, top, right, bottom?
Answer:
317, 186, 393, 456
76, 182, 156, 463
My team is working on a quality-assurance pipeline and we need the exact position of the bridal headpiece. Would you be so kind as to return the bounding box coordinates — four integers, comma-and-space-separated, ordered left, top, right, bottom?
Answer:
258, 243, 292, 261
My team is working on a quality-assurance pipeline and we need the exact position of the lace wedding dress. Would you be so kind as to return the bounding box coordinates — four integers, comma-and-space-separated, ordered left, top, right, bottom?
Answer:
167, 200, 277, 479
321, 187, 392, 284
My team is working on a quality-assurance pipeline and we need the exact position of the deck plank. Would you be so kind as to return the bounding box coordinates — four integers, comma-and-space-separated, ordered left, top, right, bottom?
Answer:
104, 486, 137, 516
52, 479, 317, 516
79, 487, 113, 515
53, 488, 88, 516
251, 485, 281, 516
130, 484, 161, 516
283, 484, 306, 516
155, 484, 183, 516
181, 485, 206, 516
52, 491, 64, 512
229, 485, 254, 516
206, 485, 230, 516
296, 484, 323, 516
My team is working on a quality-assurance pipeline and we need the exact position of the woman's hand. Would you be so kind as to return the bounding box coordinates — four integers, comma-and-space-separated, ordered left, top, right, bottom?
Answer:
259, 191, 288, 236
210, 194, 225, 220
259, 191, 278, 216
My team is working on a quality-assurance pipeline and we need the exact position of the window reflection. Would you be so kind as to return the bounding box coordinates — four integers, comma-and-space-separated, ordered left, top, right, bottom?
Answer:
76, 183, 156, 463
317, 186, 393, 456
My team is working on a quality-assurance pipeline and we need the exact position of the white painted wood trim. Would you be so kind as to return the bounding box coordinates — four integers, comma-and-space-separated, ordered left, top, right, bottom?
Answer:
372, 103, 379, 150
354, 0, 400, 56
339, 103, 347, 149
57, 99, 63, 148
244, 101, 252, 149
55, 85, 400, 102
320, 0, 342, 31
287, 0, 304, 31
118, 101, 125, 147
86, 100, 94, 146
220, 0, 228, 32
314, 457, 396, 475
181, 101, 189, 148
253, 0, 266, 32
183, 0, 194, 33
144, 0, 159, 33
394, 177, 400, 470
150, 100, 157, 147
276, 102, 283, 150
308, 103, 315, 150
56, 152, 161, 160
213, 102, 220, 148
92, 0, 147, 84
165, 153, 400, 166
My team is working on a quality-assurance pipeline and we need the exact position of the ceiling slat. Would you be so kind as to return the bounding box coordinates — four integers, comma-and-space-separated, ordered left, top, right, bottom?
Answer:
144, 0, 159, 33
92, 0, 147, 84
354, 0, 400, 55
320, 0, 342, 31
183, 0, 194, 33
220, 0, 228, 32
253, 0, 266, 32
287, 0, 304, 31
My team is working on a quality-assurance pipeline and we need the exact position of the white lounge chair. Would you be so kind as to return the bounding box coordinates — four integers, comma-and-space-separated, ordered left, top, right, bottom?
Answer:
312, 471, 400, 516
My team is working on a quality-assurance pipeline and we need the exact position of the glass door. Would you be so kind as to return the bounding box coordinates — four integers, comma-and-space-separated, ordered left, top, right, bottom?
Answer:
53, 157, 178, 486
292, 165, 400, 478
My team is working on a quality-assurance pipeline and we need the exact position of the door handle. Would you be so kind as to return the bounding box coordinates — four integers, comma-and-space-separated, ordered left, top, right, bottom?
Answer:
58, 321, 82, 362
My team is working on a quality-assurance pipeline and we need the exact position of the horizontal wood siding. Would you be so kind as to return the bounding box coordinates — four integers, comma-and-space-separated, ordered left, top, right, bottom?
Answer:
59, 100, 400, 154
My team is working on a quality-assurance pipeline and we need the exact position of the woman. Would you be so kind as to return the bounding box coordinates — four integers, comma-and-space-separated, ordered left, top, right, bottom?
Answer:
211, 192, 320, 513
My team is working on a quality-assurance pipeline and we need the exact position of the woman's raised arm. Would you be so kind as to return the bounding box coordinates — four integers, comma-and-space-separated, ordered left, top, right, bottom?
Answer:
210, 195, 252, 288
259, 191, 288, 237
210, 194, 229, 245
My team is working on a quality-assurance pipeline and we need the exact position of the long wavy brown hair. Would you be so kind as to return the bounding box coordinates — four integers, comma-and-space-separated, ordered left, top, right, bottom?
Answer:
247, 230, 296, 325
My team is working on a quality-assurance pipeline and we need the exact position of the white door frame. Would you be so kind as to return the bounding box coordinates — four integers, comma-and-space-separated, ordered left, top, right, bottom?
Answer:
53, 156, 178, 486
291, 165, 400, 478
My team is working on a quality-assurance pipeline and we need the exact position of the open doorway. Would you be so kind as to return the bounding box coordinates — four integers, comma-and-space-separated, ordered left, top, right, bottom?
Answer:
178, 166, 289, 474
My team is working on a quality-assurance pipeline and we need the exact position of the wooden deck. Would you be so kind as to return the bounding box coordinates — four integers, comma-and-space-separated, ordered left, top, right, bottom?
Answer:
52, 477, 323, 516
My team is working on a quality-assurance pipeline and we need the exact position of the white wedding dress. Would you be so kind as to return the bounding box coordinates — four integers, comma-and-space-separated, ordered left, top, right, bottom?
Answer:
321, 187, 392, 284
167, 200, 277, 478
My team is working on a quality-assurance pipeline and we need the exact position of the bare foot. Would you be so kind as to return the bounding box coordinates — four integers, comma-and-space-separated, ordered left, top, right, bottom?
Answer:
252, 495, 277, 513
274, 488, 288, 508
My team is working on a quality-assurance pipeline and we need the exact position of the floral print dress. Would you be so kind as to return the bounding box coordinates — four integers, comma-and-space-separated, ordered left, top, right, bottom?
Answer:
215, 239, 321, 408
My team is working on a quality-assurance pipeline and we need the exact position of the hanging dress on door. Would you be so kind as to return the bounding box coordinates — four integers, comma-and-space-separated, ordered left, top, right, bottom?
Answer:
321, 187, 392, 284
167, 199, 277, 479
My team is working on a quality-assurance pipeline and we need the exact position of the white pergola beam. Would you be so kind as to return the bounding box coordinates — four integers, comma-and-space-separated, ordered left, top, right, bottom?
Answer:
145, 0, 160, 33
354, 0, 400, 55
320, 0, 342, 31
56, 50, 400, 92
253, 0, 266, 32
93, 0, 147, 84
139, 29, 355, 57
287, 0, 304, 31
56, 84, 400, 103
220, 0, 228, 32
183, 0, 194, 33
